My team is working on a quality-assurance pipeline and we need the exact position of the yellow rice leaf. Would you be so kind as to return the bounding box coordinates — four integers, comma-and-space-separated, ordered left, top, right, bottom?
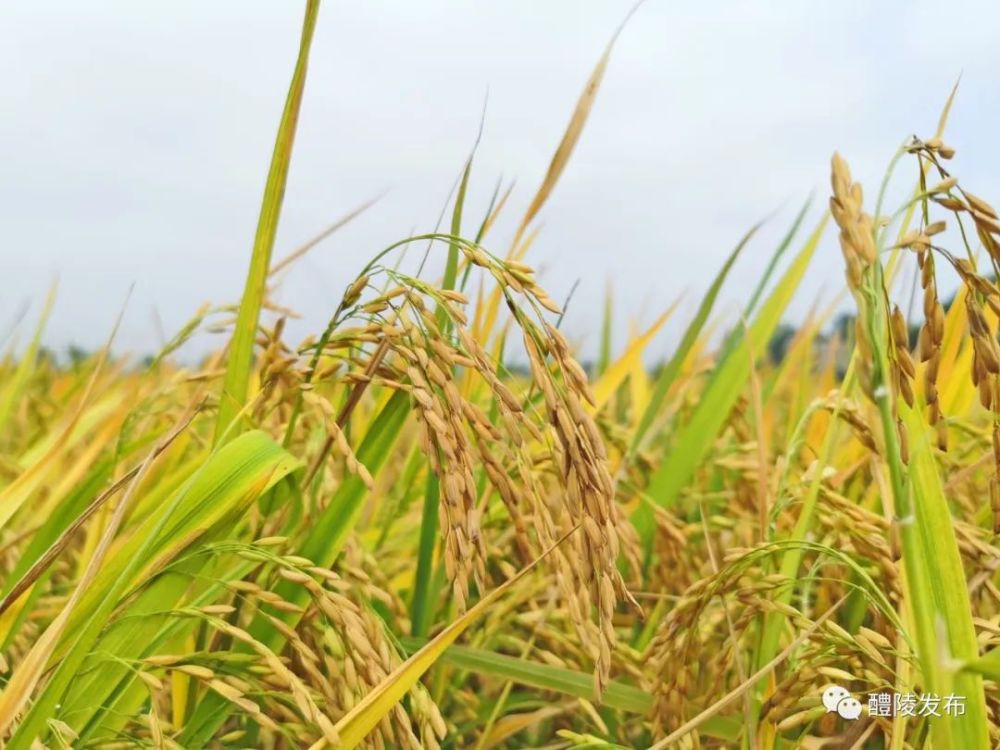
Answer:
0, 365, 125, 532
0, 282, 55, 435
0, 407, 196, 738
940, 286, 972, 413
509, 22, 619, 252
325, 531, 572, 750
627, 329, 652, 425
590, 303, 678, 413
480, 705, 567, 749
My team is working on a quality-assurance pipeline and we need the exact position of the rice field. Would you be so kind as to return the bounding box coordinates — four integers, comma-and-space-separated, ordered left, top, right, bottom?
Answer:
3, 2, 1000, 748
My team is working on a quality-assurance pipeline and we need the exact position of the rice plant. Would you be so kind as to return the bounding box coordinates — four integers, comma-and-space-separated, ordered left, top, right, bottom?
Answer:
3, 3, 1000, 748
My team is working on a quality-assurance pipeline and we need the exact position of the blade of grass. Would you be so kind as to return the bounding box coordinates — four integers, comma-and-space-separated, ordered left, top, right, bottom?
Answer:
0, 429, 181, 619
38, 431, 299, 744
0, 453, 115, 650
742, 198, 811, 321
0, 281, 55, 435
179, 390, 411, 746
410, 473, 441, 637
590, 302, 679, 413
0, 292, 131, 532
901, 403, 988, 747
639, 215, 826, 546
269, 192, 385, 278
509, 3, 643, 251
214, 0, 320, 445
400, 638, 651, 712
0, 404, 200, 745
962, 647, 1000, 680
324, 528, 578, 750
597, 281, 613, 376
629, 223, 758, 457
472, 3, 641, 355
713, 198, 811, 366
394, 639, 754, 741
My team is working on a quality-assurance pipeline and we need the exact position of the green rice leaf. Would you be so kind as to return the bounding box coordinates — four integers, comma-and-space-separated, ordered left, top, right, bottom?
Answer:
214, 0, 321, 444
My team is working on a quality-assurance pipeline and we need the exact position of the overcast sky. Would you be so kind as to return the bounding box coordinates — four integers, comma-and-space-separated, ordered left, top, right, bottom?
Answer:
2, 1, 999, 360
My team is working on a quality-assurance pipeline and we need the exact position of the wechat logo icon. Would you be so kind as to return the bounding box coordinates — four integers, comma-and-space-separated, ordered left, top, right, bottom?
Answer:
822, 684, 862, 720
